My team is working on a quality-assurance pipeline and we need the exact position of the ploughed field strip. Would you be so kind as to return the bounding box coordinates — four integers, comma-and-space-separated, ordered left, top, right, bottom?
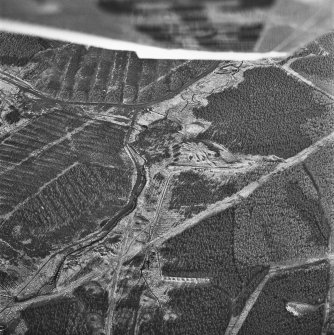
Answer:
0, 32, 333, 335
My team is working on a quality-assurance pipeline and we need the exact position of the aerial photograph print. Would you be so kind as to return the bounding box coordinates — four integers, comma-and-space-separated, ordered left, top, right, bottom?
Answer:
0, 0, 333, 335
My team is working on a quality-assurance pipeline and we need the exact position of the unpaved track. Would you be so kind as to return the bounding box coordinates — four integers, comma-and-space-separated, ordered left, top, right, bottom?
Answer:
225, 273, 271, 335
226, 256, 331, 335
280, 60, 334, 101
143, 130, 334, 251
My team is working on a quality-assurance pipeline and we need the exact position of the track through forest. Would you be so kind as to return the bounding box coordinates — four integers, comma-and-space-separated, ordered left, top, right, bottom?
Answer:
1, 58, 333, 334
